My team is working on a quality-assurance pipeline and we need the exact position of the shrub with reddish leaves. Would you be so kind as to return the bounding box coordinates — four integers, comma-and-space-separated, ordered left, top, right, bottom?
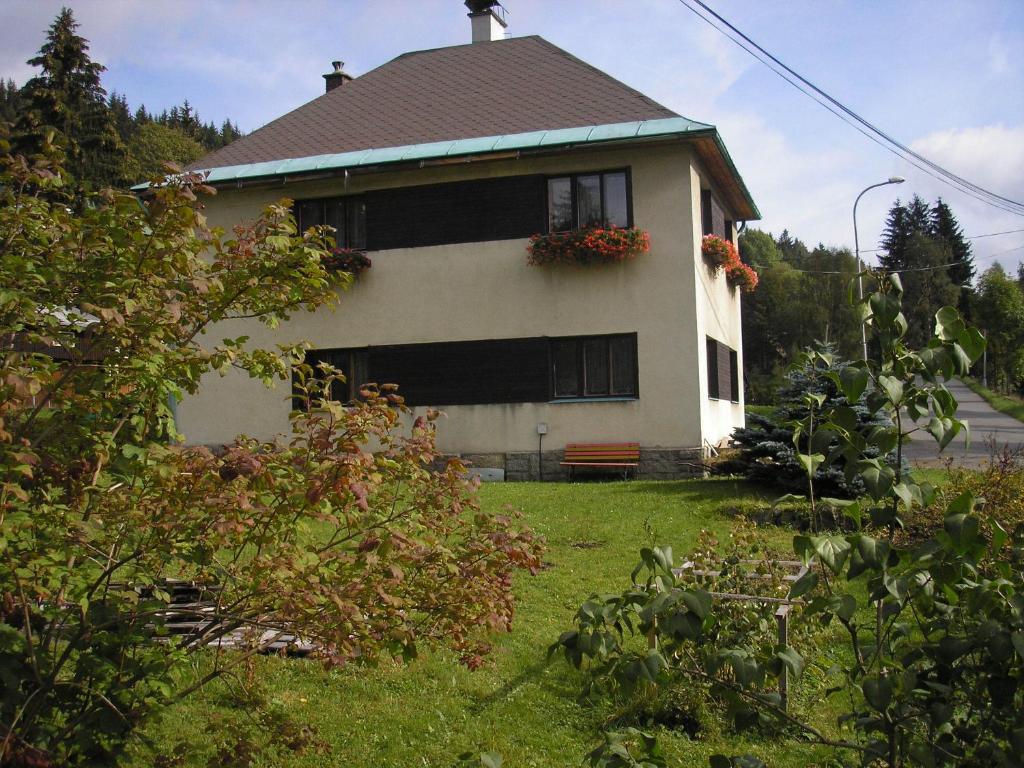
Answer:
527, 226, 650, 267
0, 137, 542, 767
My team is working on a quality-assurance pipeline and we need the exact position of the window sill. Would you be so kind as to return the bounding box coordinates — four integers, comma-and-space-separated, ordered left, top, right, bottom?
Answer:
549, 396, 638, 404
708, 397, 741, 404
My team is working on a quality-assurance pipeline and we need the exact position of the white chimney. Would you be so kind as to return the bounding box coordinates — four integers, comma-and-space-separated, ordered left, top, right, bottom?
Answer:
464, 0, 507, 43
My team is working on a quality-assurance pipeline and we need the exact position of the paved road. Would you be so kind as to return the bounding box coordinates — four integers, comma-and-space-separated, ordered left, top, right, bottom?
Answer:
901, 379, 1024, 467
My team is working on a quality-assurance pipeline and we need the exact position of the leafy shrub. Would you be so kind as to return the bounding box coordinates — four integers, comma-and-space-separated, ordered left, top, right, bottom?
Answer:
559, 274, 1021, 768
719, 347, 895, 499
0, 139, 541, 766
550, 525, 819, 737
905, 445, 1024, 541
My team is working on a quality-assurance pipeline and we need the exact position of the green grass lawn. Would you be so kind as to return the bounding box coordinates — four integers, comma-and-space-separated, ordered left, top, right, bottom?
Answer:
961, 376, 1024, 424
130, 480, 845, 768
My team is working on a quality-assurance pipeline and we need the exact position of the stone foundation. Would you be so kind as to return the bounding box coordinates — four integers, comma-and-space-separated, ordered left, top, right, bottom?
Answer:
460, 447, 705, 482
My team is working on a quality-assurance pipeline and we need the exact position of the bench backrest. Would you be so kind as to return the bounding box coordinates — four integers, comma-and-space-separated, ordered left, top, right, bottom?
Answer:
563, 442, 641, 463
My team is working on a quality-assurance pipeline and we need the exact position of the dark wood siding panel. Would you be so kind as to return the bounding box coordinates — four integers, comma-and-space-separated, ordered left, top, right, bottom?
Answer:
366, 175, 546, 251
711, 195, 726, 239
729, 348, 740, 402
717, 342, 732, 400
368, 337, 550, 406
700, 189, 728, 239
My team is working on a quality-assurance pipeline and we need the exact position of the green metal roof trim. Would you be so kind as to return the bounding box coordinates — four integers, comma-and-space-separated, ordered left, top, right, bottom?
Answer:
708, 131, 761, 220
133, 117, 759, 218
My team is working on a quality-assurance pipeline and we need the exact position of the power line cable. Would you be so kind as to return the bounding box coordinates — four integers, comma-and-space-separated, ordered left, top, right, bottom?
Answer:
676, 0, 1024, 217
857, 228, 1024, 254
790, 242, 1024, 275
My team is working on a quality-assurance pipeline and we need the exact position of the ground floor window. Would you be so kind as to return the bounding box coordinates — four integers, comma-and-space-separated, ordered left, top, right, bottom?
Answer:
294, 333, 639, 408
551, 334, 637, 399
706, 336, 739, 402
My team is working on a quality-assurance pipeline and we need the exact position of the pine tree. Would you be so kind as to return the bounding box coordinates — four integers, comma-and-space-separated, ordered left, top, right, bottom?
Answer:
15, 7, 124, 187
177, 99, 199, 138
931, 198, 975, 317
899, 231, 960, 348
880, 199, 911, 271
906, 194, 931, 233
931, 198, 974, 287
108, 91, 134, 142
220, 118, 238, 146
0, 78, 23, 124
776, 229, 810, 268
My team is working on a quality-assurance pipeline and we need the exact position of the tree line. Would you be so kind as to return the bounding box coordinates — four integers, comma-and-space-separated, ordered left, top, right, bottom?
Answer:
0, 7, 244, 188
740, 194, 977, 402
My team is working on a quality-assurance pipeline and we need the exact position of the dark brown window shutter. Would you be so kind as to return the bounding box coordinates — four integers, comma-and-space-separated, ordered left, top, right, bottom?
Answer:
706, 337, 720, 399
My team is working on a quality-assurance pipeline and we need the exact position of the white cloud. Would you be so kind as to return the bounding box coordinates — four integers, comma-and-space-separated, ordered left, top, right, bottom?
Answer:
910, 123, 1024, 202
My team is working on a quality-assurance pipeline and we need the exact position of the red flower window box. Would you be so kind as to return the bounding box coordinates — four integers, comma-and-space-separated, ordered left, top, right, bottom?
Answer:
527, 226, 650, 267
321, 247, 371, 276
701, 234, 758, 293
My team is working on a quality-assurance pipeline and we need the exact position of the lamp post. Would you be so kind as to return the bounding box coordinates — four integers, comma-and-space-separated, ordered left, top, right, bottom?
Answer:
854, 177, 905, 360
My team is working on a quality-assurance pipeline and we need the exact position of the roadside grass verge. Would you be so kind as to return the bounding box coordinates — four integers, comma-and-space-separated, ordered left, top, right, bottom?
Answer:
129, 479, 850, 768
961, 376, 1024, 424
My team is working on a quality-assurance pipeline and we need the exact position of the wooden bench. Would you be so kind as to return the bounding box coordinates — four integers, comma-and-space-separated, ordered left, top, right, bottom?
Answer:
561, 442, 640, 480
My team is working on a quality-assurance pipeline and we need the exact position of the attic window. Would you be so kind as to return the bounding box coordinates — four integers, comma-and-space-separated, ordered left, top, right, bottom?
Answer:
547, 170, 631, 232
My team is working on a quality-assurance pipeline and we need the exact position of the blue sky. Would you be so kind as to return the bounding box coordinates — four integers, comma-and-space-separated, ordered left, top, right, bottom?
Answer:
3, 0, 1022, 272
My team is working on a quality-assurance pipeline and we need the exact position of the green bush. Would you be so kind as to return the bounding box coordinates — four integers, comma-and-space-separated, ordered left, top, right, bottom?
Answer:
557, 275, 1022, 767
719, 347, 895, 500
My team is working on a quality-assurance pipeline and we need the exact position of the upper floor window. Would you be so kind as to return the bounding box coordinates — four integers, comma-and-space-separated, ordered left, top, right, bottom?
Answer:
295, 196, 367, 249
547, 170, 630, 232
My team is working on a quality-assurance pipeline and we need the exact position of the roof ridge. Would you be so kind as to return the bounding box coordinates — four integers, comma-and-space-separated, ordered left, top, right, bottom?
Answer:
528, 36, 684, 121
389, 33, 539, 62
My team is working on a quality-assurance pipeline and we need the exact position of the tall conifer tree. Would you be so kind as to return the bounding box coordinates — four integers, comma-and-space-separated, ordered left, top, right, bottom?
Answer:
931, 197, 975, 316
879, 200, 911, 271
16, 7, 124, 187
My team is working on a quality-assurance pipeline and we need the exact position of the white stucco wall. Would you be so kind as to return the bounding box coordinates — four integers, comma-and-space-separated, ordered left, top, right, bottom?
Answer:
177, 142, 745, 455
690, 161, 746, 447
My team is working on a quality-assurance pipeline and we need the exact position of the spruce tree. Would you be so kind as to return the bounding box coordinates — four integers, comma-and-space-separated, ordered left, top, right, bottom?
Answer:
899, 231, 960, 348
108, 92, 134, 142
776, 229, 810, 268
220, 118, 238, 146
906, 194, 931, 233
0, 79, 23, 124
16, 7, 124, 187
931, 198, 974, 284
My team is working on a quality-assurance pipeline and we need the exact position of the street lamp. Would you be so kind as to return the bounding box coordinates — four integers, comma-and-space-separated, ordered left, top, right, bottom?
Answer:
854, 176, 905, 360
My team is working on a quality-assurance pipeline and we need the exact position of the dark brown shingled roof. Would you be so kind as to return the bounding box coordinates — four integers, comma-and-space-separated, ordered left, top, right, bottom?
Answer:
193, 35, 680, 169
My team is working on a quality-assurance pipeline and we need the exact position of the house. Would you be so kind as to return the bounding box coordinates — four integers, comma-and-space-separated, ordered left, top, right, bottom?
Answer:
174, 1, 760, 480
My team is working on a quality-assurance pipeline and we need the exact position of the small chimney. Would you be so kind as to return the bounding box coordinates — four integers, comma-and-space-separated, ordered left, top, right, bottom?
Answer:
323, 61, 353, 93
464, 0, 507, 43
